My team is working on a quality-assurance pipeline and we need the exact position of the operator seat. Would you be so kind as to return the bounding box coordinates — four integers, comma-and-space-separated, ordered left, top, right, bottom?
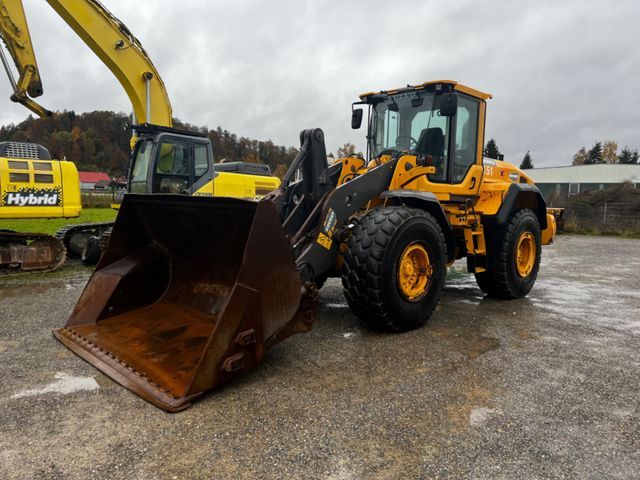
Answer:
416, 128, 446, 179
416, 128, 445, 157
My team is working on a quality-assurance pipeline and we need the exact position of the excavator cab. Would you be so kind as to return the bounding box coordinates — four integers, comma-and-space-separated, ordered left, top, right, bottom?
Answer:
128, 125, 213, 195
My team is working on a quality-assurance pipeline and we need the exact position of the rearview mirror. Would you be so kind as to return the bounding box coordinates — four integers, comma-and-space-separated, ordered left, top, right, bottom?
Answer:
436, 92, 458, 117
351, 108, 363, 129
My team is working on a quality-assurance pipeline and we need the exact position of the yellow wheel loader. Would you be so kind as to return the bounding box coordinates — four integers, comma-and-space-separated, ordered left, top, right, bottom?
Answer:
55, 80, 557, 411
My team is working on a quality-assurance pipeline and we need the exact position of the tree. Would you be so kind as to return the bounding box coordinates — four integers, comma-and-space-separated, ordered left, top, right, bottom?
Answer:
572, 146, 588, 165
602, 140, 618, 164
337, 142, 357, 158
519, 151, 534, 169
586, 141, 603, 164
618, 146, 635, 164
483, 139, 501, 159
633, 149, 640, 165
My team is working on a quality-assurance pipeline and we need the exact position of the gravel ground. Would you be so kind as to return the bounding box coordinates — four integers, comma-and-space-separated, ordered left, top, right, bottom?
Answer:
0, 234, 639, 479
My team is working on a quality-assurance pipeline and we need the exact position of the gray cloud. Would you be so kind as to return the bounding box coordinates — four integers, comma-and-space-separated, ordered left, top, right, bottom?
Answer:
1, 0, 639, 166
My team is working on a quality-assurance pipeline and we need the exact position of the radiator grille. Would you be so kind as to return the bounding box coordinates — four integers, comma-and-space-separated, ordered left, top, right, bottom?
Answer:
0, 141, 51, 160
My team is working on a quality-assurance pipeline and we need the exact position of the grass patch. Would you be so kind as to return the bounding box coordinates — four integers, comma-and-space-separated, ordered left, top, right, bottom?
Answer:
0, 263, 90, 284
0, 208, 117, 236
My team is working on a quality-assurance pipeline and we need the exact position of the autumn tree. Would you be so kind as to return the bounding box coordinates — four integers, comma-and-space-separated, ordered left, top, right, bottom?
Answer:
519, 151, 534, 169
337, 142, 357, 158
572, 146, 588, 165
601, 140, 618, 164
483, 139, 501, 159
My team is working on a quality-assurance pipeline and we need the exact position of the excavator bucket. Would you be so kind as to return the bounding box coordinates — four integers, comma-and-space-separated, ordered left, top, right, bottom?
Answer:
54, 194, 313, 411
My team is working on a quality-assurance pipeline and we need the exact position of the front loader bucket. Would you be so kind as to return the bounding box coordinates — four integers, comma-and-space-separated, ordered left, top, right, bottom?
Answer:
54, 194, 313, 411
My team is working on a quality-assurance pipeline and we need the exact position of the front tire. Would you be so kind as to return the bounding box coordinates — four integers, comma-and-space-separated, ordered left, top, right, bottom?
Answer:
342, 206, 447, 332
475, 209, 541, 299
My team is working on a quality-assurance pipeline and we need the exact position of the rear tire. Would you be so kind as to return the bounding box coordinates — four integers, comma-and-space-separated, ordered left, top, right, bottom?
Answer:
475, 209, 541, 299
341, 206, 447, 332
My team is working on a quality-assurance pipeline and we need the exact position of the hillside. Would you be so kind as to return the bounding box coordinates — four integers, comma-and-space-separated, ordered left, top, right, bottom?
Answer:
0, 111, 298, 177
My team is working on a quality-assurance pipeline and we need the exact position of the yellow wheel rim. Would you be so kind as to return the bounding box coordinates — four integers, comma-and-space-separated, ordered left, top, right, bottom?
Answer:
515, 231, 536, 278
397, 243, 432, 301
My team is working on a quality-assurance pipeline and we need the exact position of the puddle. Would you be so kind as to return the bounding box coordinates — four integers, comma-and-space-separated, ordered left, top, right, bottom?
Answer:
531, 277, 640, 334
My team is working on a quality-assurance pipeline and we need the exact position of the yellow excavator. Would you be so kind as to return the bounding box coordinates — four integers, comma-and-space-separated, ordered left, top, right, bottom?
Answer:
55, 80, 557, 411
0, 0, 279, 271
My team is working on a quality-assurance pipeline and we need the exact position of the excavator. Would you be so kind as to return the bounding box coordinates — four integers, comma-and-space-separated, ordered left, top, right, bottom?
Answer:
0, 0, 279, 270
55, 80, 558, 411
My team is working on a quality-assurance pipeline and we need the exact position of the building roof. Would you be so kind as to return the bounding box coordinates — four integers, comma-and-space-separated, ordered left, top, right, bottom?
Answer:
78, 171, 111, 183
526, 164, 640, 184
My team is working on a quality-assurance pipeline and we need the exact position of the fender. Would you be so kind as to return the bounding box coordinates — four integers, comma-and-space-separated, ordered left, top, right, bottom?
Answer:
380, 190, 456, 263
495, 183, 548, 230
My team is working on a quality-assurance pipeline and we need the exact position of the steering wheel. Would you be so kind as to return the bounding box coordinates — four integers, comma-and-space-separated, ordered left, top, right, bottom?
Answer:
395, 135, 418, 150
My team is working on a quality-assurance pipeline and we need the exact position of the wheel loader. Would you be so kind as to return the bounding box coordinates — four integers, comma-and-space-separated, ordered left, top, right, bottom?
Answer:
55, 80, 557, 411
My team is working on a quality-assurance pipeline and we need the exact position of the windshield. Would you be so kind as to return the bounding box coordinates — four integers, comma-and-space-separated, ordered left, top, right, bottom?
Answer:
129, 139, 152, 193
369, 92, 450, 181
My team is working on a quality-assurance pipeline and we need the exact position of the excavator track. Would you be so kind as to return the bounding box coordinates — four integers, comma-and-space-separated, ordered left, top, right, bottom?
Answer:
55, 222, 114, 258
0, 230, 66, 274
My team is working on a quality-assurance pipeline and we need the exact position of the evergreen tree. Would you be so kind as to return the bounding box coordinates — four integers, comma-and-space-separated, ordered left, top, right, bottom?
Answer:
618, 146, 635, 164
632, 149, 640, 165
483, 139, 501, 159
519, 151, 534, 169
586, 141, 603, 164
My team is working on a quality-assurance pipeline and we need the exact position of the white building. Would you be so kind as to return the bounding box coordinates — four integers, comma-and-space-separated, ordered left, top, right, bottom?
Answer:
526, 164, 640, 205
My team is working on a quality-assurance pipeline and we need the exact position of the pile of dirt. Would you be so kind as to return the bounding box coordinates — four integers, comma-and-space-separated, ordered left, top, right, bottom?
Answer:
567, 182, 640, 211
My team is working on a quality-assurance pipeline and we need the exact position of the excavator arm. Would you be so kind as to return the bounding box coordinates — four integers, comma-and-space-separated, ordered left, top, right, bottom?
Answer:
0, 0, 50, 117
0, 0, 172, 126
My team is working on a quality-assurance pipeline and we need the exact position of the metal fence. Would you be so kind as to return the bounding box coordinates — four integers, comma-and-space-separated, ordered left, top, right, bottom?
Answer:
564, 203, 640, 234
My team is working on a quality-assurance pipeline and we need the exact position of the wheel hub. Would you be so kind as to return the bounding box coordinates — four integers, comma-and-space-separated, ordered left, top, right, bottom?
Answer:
515, 231, 535, 278
397, 243, 432, 301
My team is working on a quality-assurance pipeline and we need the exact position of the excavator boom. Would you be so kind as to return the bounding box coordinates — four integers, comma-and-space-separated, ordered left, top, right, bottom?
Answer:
0, 0, 172, 126
45, 0, 172, 126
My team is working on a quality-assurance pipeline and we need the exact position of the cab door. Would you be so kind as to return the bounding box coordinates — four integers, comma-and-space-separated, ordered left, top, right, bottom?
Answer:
414, 93, 485, 200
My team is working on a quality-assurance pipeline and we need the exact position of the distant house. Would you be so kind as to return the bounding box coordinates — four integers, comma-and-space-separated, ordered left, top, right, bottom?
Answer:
526, 164, 640, 206
113, 176, 128, 190
78, 171, 111, 190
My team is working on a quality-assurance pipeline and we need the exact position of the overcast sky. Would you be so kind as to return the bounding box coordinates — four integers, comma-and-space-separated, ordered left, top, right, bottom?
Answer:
1, 0, 639, 167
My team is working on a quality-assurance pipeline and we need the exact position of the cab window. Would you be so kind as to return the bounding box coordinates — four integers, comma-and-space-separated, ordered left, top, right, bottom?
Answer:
194, 143, 209, 180
154, 139, 190, 193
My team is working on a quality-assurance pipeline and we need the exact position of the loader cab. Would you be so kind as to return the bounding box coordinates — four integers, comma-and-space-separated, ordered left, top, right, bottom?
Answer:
129, 126, 213, 195
357, 81, 490, 193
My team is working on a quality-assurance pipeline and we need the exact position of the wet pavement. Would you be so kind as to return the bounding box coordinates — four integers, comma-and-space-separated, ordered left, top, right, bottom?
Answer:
0, 235, 639, 479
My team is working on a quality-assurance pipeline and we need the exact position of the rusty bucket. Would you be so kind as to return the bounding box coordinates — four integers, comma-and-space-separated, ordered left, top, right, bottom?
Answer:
54, 194, 312, 411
